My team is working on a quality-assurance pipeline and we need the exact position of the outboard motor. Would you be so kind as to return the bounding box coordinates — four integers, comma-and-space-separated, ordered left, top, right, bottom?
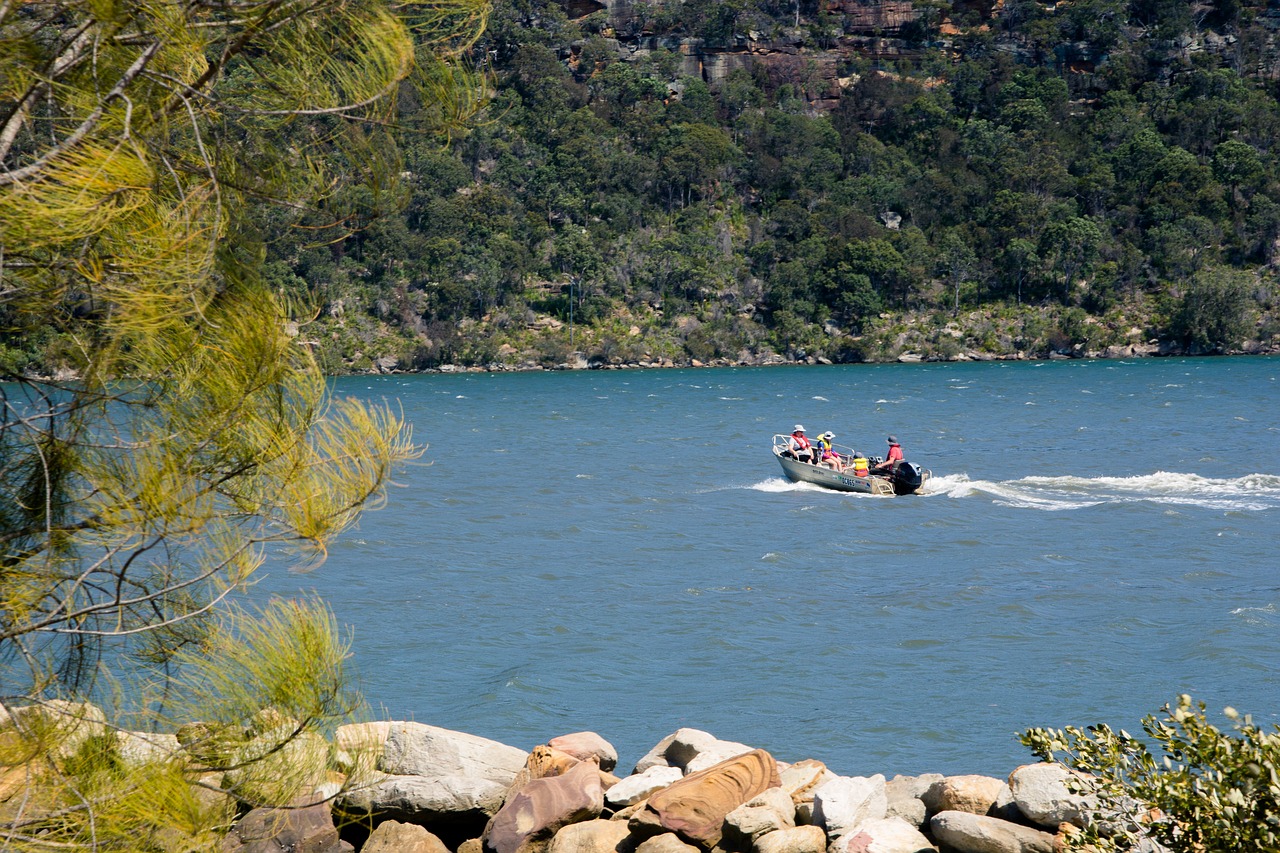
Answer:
891, 461, 925, 495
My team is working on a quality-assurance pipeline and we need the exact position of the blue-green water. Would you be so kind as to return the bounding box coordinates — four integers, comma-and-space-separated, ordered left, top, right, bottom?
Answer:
256, 357, 1280, 777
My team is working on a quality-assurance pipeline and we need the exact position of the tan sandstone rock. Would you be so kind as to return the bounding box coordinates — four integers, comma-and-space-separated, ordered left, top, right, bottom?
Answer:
547, 818, 633, 853
928, 775, 1009, 816
753, 825, 827, 853
363, 820, 451, 853
636, 833, 702, 853
630, 749, 781, 848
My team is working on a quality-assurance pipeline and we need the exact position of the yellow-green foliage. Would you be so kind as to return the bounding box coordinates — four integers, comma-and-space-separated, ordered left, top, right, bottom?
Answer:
0, 0, 490, 848
1022, 695, 1280, 852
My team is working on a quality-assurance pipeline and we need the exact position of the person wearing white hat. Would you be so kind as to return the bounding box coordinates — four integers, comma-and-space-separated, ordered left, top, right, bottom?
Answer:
817, 430, 844, 472
786, 424, 814, 464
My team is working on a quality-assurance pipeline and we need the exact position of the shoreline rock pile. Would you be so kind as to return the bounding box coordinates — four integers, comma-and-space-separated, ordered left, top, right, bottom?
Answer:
234, 723, 1114, 853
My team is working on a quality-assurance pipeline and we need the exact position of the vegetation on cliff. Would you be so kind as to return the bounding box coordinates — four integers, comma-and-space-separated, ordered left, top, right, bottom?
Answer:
12, 0, 1273, 372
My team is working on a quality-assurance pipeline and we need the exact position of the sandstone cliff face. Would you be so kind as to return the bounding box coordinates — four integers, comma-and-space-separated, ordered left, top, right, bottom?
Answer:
560, 0, 1280, 113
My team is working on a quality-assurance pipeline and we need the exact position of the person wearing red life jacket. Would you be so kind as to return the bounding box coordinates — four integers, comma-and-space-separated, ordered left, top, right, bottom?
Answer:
871, 435, 904, 474
786, 424, 814, 463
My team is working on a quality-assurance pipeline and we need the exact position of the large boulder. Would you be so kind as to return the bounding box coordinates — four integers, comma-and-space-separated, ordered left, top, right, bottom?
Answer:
630, 749, 780, 848
483, 758, 606, 853
885, 774, 941, 830
754, 825, 827, 853
116, 731, 181, 768
635, 834, 701, 853
5, 701, 107, 766
339, 772, 508, 830
812, 776, 887, 839
383, 722, 528, 785
925, 776, 1009, 817
633, 729, 754, 774
549, 733, 619, 773
363, 820, 451, 853
334, 721, 392, 776
222, 730, 330, 806
222, 801, 349, 853
829, 817, 934, 853
1007, 763, 1096, 829
723, 786, 797, 847
607, 766, 684, 809
929, 810, 1055, 853
546, 818, 633, 853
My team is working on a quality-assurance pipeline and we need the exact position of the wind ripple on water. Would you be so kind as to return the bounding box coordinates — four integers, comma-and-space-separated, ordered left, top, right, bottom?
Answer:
927, 471, 1280, 511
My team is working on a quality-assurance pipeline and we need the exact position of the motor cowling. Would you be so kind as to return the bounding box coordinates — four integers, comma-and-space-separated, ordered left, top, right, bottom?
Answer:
891, 461, 925, 494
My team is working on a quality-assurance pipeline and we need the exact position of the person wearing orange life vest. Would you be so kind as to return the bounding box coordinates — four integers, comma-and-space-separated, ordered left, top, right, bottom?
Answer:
871, 435, 904, 474
786, 424, 814, 463
851, 451, 870, 477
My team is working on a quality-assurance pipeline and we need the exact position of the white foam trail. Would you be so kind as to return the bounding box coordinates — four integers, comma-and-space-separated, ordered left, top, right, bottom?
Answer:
749, 478, 838, 493
931, 472, 1280, 511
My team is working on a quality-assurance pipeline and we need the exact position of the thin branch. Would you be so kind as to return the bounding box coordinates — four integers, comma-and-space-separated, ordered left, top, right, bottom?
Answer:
0, 40, 161, 187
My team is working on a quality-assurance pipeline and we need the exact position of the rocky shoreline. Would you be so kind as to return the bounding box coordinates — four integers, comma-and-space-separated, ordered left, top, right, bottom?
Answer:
0, 700, 1155, 852
212, 721, 1110, 853
382, 341, 1278, 376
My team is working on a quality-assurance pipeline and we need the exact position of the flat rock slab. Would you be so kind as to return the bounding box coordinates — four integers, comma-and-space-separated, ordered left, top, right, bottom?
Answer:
383, 722, 528, 785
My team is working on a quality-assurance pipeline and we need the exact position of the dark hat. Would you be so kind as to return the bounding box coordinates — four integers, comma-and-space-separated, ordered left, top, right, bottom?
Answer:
887, 436, 899, 444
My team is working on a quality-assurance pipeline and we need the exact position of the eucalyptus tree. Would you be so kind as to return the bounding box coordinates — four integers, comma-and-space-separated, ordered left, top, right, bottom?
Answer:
0, 0, 487, 846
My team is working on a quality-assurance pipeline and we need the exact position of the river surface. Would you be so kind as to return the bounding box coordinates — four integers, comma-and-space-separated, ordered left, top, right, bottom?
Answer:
254, 356, 1280, 778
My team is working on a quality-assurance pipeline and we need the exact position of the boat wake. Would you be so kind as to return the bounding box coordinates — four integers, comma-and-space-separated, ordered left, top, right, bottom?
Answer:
926, 472, 1280, 511
749, 478, 835, 494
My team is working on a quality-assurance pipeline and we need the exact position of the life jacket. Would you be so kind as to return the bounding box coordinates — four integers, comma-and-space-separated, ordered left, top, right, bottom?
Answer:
791, 432, 810, 450
852, 456, 869, 476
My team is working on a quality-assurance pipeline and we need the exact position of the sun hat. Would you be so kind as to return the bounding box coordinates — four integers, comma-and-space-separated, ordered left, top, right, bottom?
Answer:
887, 435, 899, 444
823, 431, 835, 439
794, 424, 806, 432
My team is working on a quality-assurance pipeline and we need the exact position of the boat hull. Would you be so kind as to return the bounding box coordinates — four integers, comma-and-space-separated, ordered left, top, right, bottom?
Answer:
774, 453, 902, 495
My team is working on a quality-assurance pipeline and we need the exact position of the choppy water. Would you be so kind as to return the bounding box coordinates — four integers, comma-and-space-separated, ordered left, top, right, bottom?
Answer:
255, 357, 1280, 777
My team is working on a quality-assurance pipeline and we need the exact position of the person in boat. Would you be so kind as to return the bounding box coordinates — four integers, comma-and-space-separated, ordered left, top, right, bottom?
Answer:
851, 451, 870, 477
818, 431, 844, 471
785, 425, 814, 463
871, 435, 904, 474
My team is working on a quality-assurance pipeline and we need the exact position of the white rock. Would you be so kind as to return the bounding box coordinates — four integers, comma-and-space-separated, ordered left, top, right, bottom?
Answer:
930, 810, 1055, 853
116, 731, 180, 767
1008, 763, 1097, 828
340, 773, 508, 819
381, 722, 527, 785
813, 775, 888, 838
605, 765, 684, 808
724, 786, 797, 843
633, 728, 755, 774
830, 817, 934, 853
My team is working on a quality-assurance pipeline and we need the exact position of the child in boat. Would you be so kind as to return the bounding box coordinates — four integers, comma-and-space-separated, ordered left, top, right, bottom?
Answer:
818, 431, 844, 471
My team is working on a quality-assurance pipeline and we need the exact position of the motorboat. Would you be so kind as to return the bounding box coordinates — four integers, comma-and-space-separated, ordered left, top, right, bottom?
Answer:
771, 434, 930, 496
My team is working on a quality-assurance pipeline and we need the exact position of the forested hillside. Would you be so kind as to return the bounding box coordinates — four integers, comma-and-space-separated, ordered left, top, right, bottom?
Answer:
10, 0, 1280, 373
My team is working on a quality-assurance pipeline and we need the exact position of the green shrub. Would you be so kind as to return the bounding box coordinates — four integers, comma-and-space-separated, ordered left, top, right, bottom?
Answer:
1021, 695, 1280, 852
